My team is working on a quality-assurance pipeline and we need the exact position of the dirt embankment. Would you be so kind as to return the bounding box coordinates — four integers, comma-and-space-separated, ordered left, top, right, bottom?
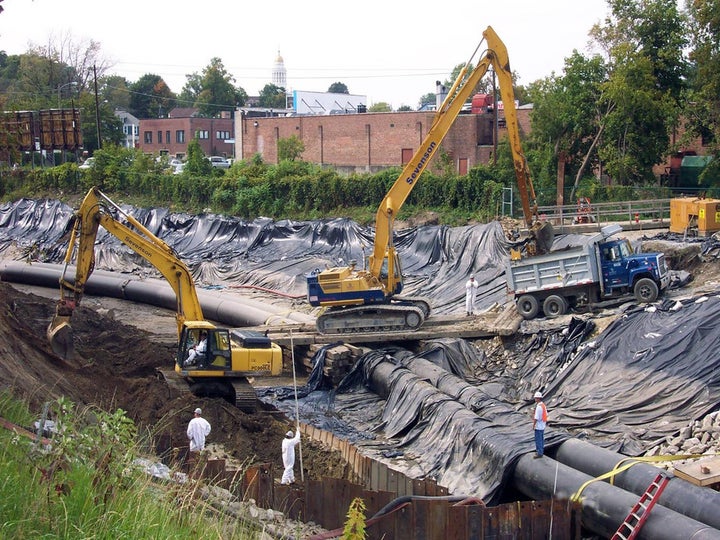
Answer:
0, 282, 347, 481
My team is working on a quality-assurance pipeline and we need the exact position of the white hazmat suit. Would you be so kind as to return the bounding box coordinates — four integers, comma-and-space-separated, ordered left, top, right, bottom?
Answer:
281, 430, 301, 484
187, 409, 211, 452
465, 276, 479, 315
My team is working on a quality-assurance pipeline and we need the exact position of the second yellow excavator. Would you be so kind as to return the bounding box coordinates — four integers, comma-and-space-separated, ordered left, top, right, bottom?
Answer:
306, 26, 553, 334
47, 187, 282, 411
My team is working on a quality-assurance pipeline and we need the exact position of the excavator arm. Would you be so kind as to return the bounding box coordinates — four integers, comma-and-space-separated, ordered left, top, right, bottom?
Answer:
308, 26, 551, 334
48, 187, 204, 357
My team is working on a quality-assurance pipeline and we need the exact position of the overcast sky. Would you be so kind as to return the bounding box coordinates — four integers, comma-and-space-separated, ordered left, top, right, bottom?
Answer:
1, 0, 611, 108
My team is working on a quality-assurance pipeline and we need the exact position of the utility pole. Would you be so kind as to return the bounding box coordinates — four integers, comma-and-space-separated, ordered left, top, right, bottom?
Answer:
93, 65, 102, 150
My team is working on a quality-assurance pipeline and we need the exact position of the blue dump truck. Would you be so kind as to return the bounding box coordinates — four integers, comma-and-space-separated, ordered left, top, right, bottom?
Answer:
506, 224, 670, 320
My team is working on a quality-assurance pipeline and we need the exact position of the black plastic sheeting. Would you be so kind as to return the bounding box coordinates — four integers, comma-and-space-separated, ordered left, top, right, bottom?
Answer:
0, 198, 513, 313
543, 294, 720, 455
5, 198, 720, 501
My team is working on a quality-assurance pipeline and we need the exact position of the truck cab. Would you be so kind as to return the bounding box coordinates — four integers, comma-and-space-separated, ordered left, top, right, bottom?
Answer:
598, 237, 670, 301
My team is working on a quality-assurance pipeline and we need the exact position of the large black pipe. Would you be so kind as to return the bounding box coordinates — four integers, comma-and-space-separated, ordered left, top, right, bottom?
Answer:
367, 356, 720, 538
512, 452, 720, 539
0, 262, 314, 327
554, 438, 720, 531
400, 353, 720, 532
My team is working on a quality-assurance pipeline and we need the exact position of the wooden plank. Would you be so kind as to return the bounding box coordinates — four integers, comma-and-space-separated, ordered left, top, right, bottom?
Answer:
304, 478, 323, 523
413, 498, 447, 540
387, 468, 399, 496
446, 505, 468, 540
364, 489, 395, 540
674, 456, 720, 486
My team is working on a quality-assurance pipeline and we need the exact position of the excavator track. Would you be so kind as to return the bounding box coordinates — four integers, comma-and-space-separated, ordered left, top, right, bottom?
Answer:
231, 378, 258, 413
316, 301, 428, 335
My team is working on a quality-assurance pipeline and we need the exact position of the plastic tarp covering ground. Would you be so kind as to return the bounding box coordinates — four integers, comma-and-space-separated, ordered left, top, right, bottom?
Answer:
0, 198, 515, 314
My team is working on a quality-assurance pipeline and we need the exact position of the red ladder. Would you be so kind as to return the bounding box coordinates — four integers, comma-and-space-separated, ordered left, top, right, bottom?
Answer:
612, 473, 670, 540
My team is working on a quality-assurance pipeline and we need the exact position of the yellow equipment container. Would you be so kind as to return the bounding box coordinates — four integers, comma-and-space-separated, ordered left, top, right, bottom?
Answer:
669, 197, 720, 236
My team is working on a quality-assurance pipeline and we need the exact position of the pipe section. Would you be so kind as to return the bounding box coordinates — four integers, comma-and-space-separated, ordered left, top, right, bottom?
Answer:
554, 438, 720, 532
0, 262, 314, 326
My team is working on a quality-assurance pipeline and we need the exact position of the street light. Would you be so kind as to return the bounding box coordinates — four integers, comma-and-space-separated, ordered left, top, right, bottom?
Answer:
57, 81, 78, 108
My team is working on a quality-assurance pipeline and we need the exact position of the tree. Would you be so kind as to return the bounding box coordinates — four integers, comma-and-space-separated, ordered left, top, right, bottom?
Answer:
397, 105, 413, 112
101, 74, 131, 112
128, 74, 175, 119
258, 83, 286, 108
328, 82, 349, 94
527, 52, 608, 200
277, 135, 305, 161
194, 57, 246, 117
685, 0, 720, 161
184, 138, 213, 175
588, 0, 688, 185
418, 92, 436, 109
368, 102, 391, 112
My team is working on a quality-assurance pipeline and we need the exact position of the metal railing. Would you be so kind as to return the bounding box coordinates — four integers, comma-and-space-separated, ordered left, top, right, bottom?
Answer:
534, 199, 670, 232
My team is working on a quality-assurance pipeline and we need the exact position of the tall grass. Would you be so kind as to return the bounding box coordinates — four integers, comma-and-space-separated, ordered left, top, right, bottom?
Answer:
0, 390, 257, 539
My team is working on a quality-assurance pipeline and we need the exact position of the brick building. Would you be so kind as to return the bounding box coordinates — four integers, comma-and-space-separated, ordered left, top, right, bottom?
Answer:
235, 107, 533, 175
139, 108, 234, 159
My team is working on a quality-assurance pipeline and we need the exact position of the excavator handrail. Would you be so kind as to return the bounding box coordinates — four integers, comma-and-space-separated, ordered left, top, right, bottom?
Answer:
56, 186, 204, 336
368, 25, 542, 279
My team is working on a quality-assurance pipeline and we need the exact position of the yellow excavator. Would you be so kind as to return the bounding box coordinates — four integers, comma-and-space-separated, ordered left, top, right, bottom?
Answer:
47, 187, 282, 411
307, 26, 553, 334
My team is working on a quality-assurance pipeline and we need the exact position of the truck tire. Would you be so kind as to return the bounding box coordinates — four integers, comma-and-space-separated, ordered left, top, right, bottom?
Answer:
634, 278, 659, 303
516, 295, 540, 320
543, 295, 568, 318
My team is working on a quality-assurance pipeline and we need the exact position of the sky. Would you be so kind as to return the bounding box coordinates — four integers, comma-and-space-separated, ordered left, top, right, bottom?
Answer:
1, 0, 612, 109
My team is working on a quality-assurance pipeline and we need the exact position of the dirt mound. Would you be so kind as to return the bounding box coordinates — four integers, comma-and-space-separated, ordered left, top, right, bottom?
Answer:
0, 282, 347, 480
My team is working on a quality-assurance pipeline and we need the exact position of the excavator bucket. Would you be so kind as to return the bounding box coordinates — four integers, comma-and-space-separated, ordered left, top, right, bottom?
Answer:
47, 316, 74, 359
532, 221, 555, 255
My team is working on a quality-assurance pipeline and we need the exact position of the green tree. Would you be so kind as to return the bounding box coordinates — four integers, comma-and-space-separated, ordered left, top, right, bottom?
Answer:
368, 102, 391, 112
101, 74, 131, 112
259, 83, 286, 108
184, 138, 212, 175
418, 92, 435, 109
685, 0, 720, 164
277, 135, 305, 161
527, 52, 608, 201
328, 82, 349, 94
128, 74, 175, 119
194, 57, 246, 117
589, 0, 687, 185
397, 105, 413, 112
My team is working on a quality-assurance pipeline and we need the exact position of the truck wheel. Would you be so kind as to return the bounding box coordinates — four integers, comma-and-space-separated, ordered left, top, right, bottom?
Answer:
543, 295, 568, 318
516, 295, 540, 319
634, 278, 659, 303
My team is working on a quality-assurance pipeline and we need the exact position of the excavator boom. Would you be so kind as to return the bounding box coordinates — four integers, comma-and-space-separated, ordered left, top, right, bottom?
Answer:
47, 187, 282, 411
308, 26, 552, 334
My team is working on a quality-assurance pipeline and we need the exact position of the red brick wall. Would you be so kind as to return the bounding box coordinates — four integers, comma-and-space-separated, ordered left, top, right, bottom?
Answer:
237, 110, 531, 174
139, 117, 234, 158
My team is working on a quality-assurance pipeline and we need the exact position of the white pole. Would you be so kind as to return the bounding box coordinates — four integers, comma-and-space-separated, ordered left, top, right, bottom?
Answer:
290, 329, 303, 482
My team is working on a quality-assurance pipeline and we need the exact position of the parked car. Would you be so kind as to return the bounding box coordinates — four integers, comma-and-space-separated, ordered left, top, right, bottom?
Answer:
207, 156, 231, 169
78, 157, 95, 170
173, 162, 185, 175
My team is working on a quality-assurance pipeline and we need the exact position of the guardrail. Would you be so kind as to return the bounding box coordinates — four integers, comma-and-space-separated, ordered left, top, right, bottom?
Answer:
534, 199, 670, 233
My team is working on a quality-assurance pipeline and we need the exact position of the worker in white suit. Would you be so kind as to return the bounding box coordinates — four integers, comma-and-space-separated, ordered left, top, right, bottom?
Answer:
281, 429, 301, 485
465, 275, 479, 316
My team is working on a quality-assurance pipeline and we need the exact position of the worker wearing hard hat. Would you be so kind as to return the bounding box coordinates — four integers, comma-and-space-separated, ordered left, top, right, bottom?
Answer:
281, 429, 301, 485
532, 391, 547, 458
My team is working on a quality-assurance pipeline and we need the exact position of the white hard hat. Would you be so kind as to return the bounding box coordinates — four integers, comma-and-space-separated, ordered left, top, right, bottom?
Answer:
534, 391, 543, 399
286, 430, 294, 438
194, 407, 202, 414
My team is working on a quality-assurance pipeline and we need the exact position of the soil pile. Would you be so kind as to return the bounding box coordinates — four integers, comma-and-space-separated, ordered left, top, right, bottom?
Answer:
0, 282, 347, 481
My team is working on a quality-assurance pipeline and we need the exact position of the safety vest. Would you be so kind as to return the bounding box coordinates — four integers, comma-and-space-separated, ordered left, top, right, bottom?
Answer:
539, 402, 547, 422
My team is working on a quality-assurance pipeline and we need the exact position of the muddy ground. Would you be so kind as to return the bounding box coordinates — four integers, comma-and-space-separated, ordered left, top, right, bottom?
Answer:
0, 281, 349, 481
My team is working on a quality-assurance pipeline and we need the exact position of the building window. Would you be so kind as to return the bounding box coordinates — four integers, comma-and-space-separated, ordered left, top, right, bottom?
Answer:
176, 130, 185, 143
197, 130, 209, 139
215, 130, 230, 140
144, 131, 153, 144
165, 131, 170, 143
157, 130, 163, 144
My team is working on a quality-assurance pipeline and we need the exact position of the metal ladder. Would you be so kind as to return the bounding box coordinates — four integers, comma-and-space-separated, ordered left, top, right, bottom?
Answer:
612, 472, 670, 540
